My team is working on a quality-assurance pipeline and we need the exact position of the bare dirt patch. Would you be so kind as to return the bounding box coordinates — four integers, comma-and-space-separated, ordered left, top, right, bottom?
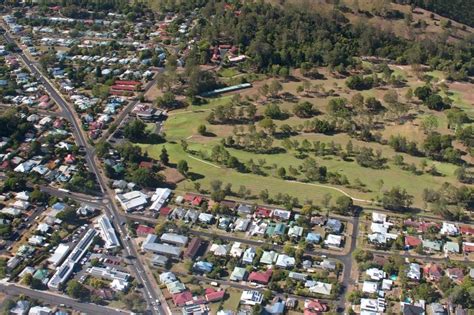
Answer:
162, 167, 185, 184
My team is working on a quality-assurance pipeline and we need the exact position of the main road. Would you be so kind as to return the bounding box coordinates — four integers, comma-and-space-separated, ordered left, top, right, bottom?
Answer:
2, 27, 165, 314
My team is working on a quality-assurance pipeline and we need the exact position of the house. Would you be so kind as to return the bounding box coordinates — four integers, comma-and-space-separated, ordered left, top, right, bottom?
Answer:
198, 213, 214, 224
424, 263, 443, 281
248, 269, 272, 284
240, 290, 263, 305
237, 204, 252, 214
306, 281, 332, 296
462, 242, 474, 253
234, 218, 250, 231
115, 191, 148, 212
159, 272, 177, 284
430, 303, 447, 315
405, 235, 422, 249
362, 281, 379, 294
288, 272, 307, 282
382, 279, 393, 291
444, 241, 460, 253
205, 288, 225, 303
440, 222, 459, 236
260, 251, 278, 265
366, 268, 386, 281
230, 267, 248, 281
407, 263, 421, 281
460, 225, 474, 235
401, 302, 425, 315
185, 238, 205, 260
275, 254, 295, 269
151, 255, 169, 267
272, 209, 291, 221
28, 306, 52, 315
320, 259, 337, 270
193, 261, 213, 273
10, 300, 30, 315
372, 212, 387, 223
304, 299, 328, 312
218, 217, 231, 230
172, 291, 193, 307
325, 219, 342, 233
264, 299, 285, 315
324, 234, 343, 248
242, 247, 256, 264
288, 226, 304, 238
210, 244, 229, 256
255, 207, 272, 218
230, 242, 243, 258
306, 232, 321, 244
361, 298, 385, 313
423, 239, 442, 252
136, 225, 155, 237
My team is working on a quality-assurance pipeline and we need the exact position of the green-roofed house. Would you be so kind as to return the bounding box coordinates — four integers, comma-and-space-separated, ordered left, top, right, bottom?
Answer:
230, 267, 248, 282
33, 269, 49, 285
423, 239, 442, 252
443, 241, 460, 253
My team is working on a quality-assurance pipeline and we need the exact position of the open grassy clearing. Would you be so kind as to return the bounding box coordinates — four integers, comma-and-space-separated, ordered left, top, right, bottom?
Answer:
142, 60, 472, 208
139, 142, 346, 203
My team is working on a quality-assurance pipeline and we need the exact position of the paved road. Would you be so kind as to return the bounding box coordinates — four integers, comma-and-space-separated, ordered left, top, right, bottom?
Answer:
2, 28, 165, 315
0, 283, 129, 314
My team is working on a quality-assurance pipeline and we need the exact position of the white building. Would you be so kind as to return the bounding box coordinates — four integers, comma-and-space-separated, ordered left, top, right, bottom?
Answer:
97, 215, 120, 249
115, 190, 148, 212
240, 290, 263, 305
149, 188, 171, 211
47, 244, 70, 267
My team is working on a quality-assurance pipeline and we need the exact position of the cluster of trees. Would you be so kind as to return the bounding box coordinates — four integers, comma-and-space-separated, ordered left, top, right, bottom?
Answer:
207, 103, 257, 124
224, 126, 275, 154
401, 0, 474, 27
423, 183, 473, 220
388, 135, 421, 156
423, 132, 462, 164
355, 147, 387, 169
346, 75, 375, 90
414, 86, 450, 111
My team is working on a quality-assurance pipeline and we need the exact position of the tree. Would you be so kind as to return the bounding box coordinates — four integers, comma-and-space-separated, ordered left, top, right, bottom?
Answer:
197, 124, 207, 135
421, 115, 439, 134
334, 196, 353, 215
405, 88, 413, 102
264, 103, 284, 119
177, 160, 189, 176
383, 90, 398, 105
259, 117, 276, 134
268, 80, 283, 97
66, 280, 90, 301
123, 119, 148, 142
95, 140, 110, 158
277, 167, 286, 179
121, 292, 146, 312
425, 94, 447, 111
160, 147, 169, 165
128, 167, 161, 188
293, 101, 315, 118
382, 187, 413, 211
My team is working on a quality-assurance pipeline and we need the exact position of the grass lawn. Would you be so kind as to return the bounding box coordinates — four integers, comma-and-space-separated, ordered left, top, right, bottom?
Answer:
140, 66, 469, 209
222, 287, 242, 311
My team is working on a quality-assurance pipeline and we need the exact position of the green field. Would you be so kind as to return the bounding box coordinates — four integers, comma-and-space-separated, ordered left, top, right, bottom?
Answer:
140, 94, 463, 207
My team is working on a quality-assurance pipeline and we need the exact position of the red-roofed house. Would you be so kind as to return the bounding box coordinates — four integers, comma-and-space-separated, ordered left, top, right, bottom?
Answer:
404, 236, 422, 249
248, 269, 272, 285
255, 207, 272, 218
64, 154, 76, 164
460, 226, 474, 235
172, 291, 193, 306
160, 207, 172, 216
192, 196, 203, 206
136, 225, 155, 237
463, 242, 474, 253
184, 193, 197, 203
305, 299, 328, 312
205, 288, 225, 302
139, 161, 154, 170
423, 263, 443, 281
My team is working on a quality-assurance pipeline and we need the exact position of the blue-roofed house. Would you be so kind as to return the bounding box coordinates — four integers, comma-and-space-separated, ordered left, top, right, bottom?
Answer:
306, 232, 322, 244
264, 299, 285, 315
52, 202, 66, 212
326, 219, 342, 234
193, 261, 213, 274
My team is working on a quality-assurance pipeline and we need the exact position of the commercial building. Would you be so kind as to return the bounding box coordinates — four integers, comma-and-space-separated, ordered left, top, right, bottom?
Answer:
160, 233, 188, 247
142, 234, 182, 257
47, 244, 70, 267
48, 229, 97, 289
87, 266, 130, 282
115, 191, 148, 212
149, 188, 171, 212
97, 215, 120, 250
